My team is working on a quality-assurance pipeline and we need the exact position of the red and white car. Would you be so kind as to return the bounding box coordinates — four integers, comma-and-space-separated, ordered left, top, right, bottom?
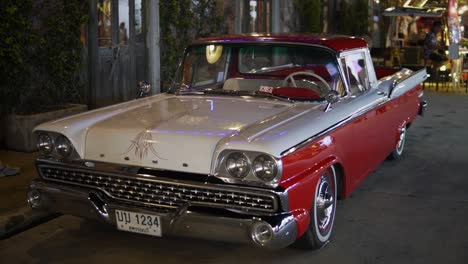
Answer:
29, 34, 427, 249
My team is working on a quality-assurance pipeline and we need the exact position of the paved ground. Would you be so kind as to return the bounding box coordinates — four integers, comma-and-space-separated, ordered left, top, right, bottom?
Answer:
0, 92, 467, 263
0, 151, 38, 214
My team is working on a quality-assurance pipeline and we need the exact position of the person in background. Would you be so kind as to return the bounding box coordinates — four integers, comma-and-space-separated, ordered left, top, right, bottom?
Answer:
398, 16, 410, 40
0, 160, 19, 177
119, 22, 128, 45
424, 21, 448, 63
406, 17, 420, 46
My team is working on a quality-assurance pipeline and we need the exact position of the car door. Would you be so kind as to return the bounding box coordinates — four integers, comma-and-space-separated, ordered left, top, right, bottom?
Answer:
339, 50, 394, 183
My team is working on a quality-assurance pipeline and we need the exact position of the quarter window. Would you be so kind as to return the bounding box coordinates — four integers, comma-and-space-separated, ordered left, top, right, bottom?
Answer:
340, 52, 369, 95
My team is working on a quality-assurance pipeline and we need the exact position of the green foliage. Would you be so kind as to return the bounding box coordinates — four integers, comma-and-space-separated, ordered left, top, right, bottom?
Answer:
337, 0, 353, 35
159, 0, 223, 84
0, 0, 34, 115
336, 0, 369, 36
294, 0, 322, 33
0, 0, 87, 115
354, 0, 369, 36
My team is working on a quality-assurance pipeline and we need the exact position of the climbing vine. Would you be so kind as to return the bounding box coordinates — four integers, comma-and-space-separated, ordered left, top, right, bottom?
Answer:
0, 0, 87, 115
159, 0, 223, 86
0, 0, 34, 115
1, 0, 223, 113
294, 0, 323, 33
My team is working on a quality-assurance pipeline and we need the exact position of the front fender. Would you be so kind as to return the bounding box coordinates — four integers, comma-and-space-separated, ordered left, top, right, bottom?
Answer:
279, 135, 344, 238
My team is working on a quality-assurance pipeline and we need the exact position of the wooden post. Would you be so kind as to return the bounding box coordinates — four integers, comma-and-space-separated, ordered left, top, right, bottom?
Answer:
235, 1, 242, 33
147, 0, 161, 94
88, 0, 98, 108
272, 0, 280, 33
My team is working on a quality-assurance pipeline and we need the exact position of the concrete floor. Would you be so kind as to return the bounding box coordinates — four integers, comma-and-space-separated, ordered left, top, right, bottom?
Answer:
1, 92, 467, 264
0, 151, 38, 214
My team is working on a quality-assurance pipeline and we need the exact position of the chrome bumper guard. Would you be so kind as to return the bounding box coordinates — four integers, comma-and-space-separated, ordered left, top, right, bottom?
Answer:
28, 180, 297, 248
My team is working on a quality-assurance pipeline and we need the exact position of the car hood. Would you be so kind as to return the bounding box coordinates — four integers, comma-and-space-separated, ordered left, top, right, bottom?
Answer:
85, 96, 299, 173
35, 94, 321, 174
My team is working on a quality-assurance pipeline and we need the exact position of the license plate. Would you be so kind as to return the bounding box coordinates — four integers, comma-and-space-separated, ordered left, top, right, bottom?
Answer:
115, 210, 162, 237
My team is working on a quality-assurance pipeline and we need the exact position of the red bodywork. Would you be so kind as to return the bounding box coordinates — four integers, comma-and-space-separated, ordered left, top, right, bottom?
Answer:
195, 34, 368, 53
195, 34, 423, 239
279, 83, 423, 238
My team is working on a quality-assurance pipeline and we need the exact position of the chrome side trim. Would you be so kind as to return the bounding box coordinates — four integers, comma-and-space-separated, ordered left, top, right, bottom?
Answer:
281, 68, 425, 157
281, 97, 389, 157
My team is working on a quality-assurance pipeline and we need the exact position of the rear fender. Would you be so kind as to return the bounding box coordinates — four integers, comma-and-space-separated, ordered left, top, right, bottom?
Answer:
387, 68, 428, 99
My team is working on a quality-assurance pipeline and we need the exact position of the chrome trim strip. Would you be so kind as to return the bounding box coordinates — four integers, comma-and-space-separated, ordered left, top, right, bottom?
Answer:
281, 67, 425, 157
281, 97, 389, 157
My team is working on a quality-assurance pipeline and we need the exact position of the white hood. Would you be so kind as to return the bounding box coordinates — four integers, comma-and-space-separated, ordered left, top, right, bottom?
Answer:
35, 94, 321, 174
85, 96, 298, 173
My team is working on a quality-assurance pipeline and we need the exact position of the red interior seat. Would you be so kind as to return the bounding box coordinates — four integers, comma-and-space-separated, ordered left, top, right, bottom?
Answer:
272, 87, 321, 100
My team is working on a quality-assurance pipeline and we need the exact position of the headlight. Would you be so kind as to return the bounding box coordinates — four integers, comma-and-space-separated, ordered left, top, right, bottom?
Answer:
56, 135, 73, 157
253, 155, 278, 181
216, 150, 282, 187
37, 133, 53, 155
225, 152, 250, 178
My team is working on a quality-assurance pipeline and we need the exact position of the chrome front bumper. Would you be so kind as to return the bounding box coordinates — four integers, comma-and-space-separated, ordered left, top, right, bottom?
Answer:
28, 180, 297, 248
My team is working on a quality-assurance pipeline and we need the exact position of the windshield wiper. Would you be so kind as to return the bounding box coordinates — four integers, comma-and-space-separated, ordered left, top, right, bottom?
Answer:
246, 90, 295, 103
248, 63, 300, 74
182, 89, 294, 103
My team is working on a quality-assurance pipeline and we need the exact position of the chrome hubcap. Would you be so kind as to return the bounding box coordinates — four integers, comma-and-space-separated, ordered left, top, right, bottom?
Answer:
316, 174, 335, 235
396, 127, 406, 154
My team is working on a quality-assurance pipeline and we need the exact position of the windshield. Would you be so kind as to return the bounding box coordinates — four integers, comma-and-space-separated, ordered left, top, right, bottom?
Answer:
171, 44, 343, 99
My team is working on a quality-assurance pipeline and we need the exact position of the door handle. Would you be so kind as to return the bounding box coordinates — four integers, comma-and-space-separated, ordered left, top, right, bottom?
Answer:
377, 91, 387, 96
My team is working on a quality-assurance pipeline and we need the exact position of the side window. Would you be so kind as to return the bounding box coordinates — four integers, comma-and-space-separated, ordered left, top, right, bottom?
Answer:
340, 52, 369, 95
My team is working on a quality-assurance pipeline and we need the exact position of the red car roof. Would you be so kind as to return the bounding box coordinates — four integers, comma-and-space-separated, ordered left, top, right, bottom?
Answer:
193, 34, 368, 52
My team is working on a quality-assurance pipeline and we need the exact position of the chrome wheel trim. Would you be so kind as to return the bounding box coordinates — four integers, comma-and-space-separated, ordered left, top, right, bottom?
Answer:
313, 166, 337, 241
396, 126, 406, 155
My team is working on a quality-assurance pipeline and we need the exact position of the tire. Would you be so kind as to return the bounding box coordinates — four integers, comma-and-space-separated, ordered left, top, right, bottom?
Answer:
293, 166, 337, 250
388, 126, 407, 160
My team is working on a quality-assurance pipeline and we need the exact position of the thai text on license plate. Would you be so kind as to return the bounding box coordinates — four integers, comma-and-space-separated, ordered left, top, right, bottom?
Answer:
115, 210, 162, 237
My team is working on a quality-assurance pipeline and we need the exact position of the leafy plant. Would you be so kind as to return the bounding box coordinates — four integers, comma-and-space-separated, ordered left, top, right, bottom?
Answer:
0, 0, 87, 115
294, 0, 322, 33
337, 0, 353, 35
159, 0, 223, 85
335, 0, 369, 36
0, 0, 34, 115
354, 0, 369, 36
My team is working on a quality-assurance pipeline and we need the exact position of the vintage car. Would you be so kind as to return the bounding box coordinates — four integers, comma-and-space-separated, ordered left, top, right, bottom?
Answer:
29, 34, 427, 249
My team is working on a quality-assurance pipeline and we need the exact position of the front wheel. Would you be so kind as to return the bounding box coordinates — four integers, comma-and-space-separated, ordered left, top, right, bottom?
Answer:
294, 166, 337, 249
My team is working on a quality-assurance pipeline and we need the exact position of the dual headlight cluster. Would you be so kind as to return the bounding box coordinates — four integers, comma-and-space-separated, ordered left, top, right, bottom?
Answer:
217, 150, 281, 186
37, 132, 74, 158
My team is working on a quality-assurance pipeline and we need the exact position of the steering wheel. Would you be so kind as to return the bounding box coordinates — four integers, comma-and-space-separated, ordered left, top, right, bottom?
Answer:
281, 71, 331, 95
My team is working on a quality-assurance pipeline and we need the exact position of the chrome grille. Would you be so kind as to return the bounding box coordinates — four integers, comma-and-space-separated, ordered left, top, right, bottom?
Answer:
38, 165, 278, 213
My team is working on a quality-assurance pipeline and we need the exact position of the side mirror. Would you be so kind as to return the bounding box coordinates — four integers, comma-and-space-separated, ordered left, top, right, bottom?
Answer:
325, 90, 340, 104
137, 81, 152, 99
324, 90, 340, 112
